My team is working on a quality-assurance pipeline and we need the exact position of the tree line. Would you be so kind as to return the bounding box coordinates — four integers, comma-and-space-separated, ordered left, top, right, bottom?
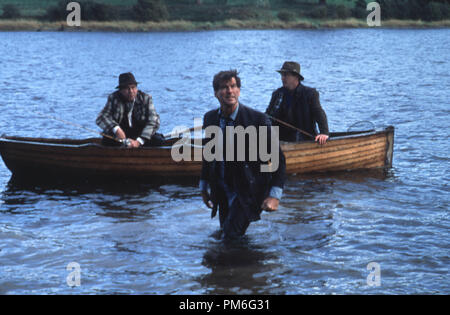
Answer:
1, 0, 450, 22
0, 0, 168, 22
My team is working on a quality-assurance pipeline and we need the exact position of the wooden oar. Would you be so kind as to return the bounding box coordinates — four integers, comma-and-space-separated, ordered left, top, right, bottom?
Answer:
163, 117, 314, 142
266, 114, 314, 139
163, 125, 203, 139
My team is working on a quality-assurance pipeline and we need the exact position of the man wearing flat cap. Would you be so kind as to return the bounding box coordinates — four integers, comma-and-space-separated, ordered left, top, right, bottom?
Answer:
266, 61, 329, 145
96, 72, 160, 148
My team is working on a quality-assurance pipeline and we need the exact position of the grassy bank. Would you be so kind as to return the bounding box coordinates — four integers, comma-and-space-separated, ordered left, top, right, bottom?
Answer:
1, 18, 450, 32
2, 1, 450, 31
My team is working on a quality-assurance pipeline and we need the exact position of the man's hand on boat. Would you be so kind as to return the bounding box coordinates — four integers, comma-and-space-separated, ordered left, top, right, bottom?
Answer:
315, 134, 329, 145
115, 127, 127, 140
126, 139, 141, 148
115, 127, 141, 148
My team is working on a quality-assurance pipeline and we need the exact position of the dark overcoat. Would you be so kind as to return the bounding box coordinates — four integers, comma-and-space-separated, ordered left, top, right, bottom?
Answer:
201, 104, 286, 222
266, 83, 329, 142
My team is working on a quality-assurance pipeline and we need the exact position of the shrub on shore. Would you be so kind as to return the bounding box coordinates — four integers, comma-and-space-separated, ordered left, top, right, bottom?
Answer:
377, 0, 450, 21
133, 0, 169, 22
277, 9, 296, 22
1, 4, 21, 19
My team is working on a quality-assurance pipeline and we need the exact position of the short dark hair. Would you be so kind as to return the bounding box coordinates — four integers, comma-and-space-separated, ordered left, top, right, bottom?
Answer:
212, 70, 241, 92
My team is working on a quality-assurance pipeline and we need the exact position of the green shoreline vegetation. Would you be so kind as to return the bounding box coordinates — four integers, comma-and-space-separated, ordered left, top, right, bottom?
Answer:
1, 18, 450, 32
1, 0, 449, 31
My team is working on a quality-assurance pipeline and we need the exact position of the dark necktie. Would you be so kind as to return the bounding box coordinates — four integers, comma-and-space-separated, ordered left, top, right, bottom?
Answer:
222, 117, 234, 187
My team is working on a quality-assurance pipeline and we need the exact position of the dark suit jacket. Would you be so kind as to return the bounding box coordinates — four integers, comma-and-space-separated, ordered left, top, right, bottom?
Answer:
266, 83, 329, 142
201, 104, 286, 222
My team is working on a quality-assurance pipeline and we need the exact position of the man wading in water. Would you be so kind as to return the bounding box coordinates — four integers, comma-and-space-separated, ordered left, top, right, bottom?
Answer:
200, 70, 286, 239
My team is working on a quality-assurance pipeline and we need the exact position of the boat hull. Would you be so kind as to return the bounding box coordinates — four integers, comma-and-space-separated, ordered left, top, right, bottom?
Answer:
283, 126, 394, 174
0, 127, 394, 180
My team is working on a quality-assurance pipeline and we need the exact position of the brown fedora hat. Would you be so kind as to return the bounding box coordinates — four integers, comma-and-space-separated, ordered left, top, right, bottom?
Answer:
116, 72, 139, 89
276, 61, 304, 81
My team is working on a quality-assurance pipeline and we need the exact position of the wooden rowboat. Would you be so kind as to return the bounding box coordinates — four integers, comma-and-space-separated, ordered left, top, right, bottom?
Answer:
0, 126, 394, 180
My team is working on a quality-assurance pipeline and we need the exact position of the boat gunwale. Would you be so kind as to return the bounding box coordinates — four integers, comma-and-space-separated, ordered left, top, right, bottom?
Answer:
0, 127, 393, 150
0, 137, 174, 150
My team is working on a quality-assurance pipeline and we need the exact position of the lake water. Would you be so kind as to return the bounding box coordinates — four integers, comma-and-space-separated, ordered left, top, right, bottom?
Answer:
0, 29, 448, 294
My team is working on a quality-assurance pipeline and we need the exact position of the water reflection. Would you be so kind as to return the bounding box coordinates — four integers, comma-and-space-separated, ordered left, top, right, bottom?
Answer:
288, 168, 391, 183
2, 174, 199, 221
6, 172, 199, 190
4, 173, 200, 194
199, 237, 282, 295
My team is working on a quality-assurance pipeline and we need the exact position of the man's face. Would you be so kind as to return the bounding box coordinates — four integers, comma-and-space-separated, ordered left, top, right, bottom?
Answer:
120, 84, 138, 102
281, 72, 299, 91
215, 77, 240, 113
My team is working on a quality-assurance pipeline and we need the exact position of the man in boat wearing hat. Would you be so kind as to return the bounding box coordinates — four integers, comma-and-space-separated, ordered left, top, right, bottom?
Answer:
266, 61, 329, 145
96, 72, 161, 148
200, 70, 286, 239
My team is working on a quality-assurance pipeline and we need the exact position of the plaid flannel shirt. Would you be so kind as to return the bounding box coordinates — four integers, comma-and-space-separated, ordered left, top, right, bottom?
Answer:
96, 90, 160, 142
